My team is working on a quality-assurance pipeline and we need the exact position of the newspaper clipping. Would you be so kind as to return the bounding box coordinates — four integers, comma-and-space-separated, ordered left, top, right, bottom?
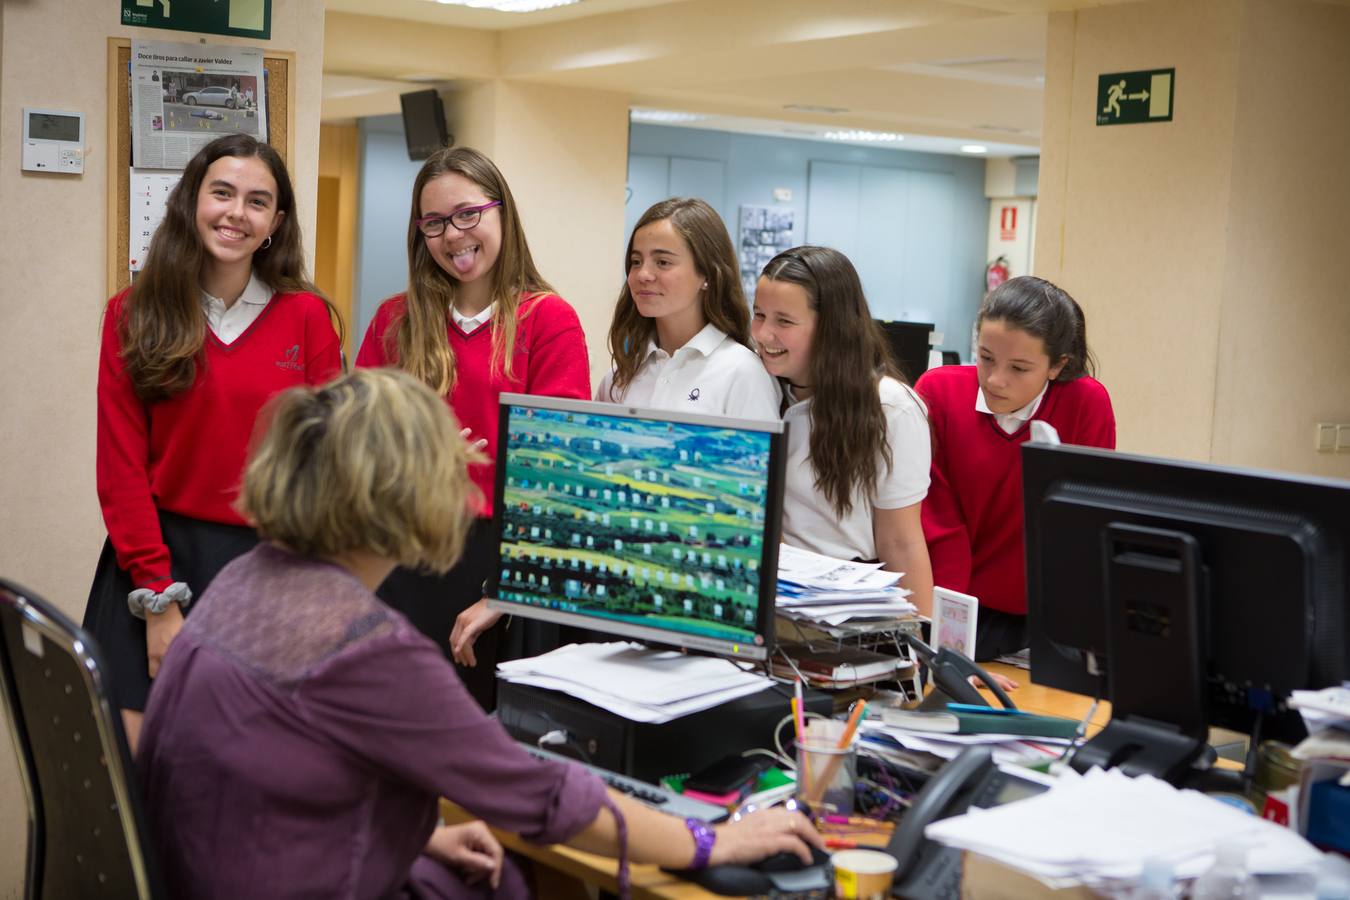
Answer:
131, 39, 267, 169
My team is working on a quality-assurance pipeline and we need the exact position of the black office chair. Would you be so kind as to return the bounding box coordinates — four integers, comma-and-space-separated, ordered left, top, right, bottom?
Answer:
0, 577, 166, 899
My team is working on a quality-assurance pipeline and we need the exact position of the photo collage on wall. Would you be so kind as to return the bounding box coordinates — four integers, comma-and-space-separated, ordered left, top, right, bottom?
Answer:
738, 205, 795, 300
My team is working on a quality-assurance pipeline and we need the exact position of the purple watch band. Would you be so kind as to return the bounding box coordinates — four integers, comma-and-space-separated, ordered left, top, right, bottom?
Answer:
685, 817, 716, 870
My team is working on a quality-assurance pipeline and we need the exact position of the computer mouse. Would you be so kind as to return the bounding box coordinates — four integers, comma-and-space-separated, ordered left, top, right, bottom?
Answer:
753, 845, 831, 872
665, 845, 832, 896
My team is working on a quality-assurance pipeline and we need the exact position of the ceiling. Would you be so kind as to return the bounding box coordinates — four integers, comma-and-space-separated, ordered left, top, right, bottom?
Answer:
322, 0, 1143, 155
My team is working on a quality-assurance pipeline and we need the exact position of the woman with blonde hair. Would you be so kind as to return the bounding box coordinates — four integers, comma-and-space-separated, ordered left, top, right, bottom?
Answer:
138, 368, 822, 900
356, 146, 590, 708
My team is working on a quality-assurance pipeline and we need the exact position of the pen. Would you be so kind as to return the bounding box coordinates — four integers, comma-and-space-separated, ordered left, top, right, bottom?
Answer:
823, 814, 891, 826
836, 700, 867, 748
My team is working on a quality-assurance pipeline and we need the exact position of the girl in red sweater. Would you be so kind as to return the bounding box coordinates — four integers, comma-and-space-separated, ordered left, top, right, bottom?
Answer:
84, 134, 342, 741
356, 147, 590, 710
916, 276, 1115, 661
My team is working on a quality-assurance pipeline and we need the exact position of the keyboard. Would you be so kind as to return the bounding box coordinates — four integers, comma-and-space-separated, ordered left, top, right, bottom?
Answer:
520, 742, 729, 822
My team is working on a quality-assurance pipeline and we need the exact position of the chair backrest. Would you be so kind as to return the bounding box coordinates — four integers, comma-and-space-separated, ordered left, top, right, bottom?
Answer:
0, 578, 165, 900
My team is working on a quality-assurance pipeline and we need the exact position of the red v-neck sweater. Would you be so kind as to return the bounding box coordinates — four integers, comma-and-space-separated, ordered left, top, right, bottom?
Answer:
915, 365, 1116, 614
97, 290, 342, 592
355, 292, 591, 517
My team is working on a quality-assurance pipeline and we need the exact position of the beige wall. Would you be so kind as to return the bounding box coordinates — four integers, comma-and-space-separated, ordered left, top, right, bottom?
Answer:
1210, 0, 1350, 476
0, 1, 326, 893
1035, 0, 1350, 477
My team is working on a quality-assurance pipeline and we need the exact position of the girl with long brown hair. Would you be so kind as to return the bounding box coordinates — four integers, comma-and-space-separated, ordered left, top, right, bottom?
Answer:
356, 146, 590, 710
449, 197, 779, 668
597, 197, 777, 416
751, 246, 935, 615
84, 133, 342, 741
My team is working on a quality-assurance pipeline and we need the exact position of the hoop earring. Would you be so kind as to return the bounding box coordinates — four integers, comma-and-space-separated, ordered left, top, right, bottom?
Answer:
260, 236, 272, 250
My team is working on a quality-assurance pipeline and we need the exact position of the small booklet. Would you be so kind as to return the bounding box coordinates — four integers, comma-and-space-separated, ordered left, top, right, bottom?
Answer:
773, 645, 901, 683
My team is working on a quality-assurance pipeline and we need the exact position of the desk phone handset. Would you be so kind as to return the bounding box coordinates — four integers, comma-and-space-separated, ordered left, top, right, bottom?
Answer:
886, 747, 1047, 899
902, 634, 1017, 711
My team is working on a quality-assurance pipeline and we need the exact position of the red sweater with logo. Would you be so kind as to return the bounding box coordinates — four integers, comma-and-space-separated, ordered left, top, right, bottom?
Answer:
97, 290, 342, 592
355, 292, 591, 517
915, 365, 1116, 615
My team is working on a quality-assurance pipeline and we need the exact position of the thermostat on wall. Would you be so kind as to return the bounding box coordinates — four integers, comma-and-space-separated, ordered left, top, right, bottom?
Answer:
23, 108, 85, 175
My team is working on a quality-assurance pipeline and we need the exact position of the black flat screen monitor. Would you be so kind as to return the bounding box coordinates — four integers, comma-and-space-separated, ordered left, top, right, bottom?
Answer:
876, 320, 933, 385
1023, 443, 1349, 783
399, 89, 449, 160
488, 394, 786, 662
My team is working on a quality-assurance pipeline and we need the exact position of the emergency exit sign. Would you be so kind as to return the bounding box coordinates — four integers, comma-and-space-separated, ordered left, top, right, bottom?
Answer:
1097, 69, 1174, 126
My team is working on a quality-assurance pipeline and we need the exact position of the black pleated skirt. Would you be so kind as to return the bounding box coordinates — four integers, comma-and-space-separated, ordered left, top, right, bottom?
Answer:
83, 511, 259, 711
973, 607, 1028, 662
377, 517, 582, 713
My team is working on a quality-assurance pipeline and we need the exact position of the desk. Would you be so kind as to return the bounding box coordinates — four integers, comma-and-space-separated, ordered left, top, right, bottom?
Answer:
440, 799, 709, 900
442, 670, 1219, 898
977, 662, 1112, 732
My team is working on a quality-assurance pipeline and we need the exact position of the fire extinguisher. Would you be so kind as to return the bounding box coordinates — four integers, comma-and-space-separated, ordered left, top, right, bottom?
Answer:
985, 255, 1011, 293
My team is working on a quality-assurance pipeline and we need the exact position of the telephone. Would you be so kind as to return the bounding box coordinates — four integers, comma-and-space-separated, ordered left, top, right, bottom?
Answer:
885, 747, 1049, 899
902, 634, 1017, 711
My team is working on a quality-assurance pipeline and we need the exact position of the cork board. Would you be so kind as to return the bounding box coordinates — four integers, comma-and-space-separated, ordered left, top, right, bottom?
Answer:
105, 38, 294, 299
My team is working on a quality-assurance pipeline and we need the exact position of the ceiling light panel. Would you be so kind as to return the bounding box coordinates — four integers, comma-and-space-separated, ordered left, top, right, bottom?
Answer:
825, 130, 904, 143
630, 109, 706, 124
426, 0, 580, 11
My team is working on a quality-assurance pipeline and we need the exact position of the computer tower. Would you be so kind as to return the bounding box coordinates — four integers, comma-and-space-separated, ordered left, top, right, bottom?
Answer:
496, 680, 834, 783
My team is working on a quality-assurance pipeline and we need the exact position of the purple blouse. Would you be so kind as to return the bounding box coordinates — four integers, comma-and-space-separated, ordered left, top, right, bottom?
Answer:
137, 544, 605, 899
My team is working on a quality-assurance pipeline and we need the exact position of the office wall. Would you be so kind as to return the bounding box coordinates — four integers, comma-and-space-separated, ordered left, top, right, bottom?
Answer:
0, 2, 327, 893
1036, 0, 1350, 478
627, 124, 989, 359
354, 115, 422, 342
1209, 0, 1350, 476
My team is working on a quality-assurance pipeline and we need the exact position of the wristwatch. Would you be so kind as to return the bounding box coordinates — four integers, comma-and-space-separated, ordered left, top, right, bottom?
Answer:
684, 817, 716, 870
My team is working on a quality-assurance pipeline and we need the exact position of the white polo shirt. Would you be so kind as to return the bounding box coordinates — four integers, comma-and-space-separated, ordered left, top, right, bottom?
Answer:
201, 273, 273, 345
780, 376, 931, 561
976, 381, 1048, 434
594, 323, 779, 421
452, 302, 495, 335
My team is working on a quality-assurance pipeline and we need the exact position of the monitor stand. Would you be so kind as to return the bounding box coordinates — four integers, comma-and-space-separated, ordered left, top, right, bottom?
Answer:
1070, 523, 1223, 787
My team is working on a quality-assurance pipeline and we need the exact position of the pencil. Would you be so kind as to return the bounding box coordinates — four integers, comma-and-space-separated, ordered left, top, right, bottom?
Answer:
793, 679, 806, 737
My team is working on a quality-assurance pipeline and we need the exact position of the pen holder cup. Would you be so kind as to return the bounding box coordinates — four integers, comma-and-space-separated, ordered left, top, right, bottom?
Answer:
795, 737, 856, 816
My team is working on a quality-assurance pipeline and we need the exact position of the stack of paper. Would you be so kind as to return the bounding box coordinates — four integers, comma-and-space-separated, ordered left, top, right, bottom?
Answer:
775, 544, 918, 629
1290, 685, 1350, 735
923, 767, 1325, 890
495, 642, 772, 724
860, 716, 1071, 766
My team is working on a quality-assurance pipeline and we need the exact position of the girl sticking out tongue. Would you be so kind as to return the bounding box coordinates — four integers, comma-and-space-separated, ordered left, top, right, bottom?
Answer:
356, 147, 591, 712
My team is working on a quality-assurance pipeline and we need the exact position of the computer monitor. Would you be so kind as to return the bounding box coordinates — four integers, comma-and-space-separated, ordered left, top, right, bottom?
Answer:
876, 320, 933, 385
1023, 443, 1349, 784
487, 394, 786, 662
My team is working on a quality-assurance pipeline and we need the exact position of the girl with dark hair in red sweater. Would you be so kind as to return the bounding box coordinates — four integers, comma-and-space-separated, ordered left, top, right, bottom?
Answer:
85, 134, 342, 745
916, 276, 1116, 662
356, 147, 590, 711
